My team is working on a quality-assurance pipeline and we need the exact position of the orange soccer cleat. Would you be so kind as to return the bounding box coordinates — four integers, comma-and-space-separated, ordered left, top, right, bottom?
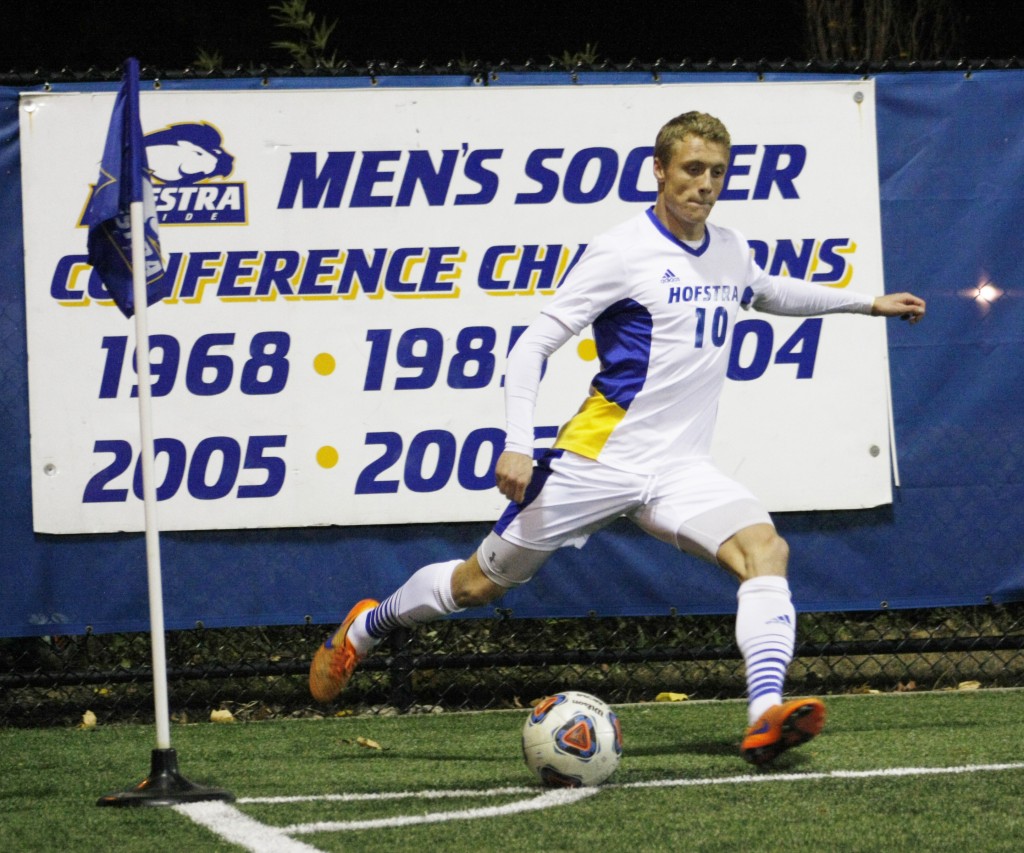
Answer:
309, 599, 379, 703
740, 698, 826, 766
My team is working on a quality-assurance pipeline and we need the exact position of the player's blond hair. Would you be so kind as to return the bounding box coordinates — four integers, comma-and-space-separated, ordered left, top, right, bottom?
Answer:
654, 112, 731, 166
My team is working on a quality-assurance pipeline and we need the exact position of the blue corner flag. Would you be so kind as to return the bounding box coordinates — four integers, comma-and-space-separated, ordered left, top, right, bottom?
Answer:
83, 58, 169, 318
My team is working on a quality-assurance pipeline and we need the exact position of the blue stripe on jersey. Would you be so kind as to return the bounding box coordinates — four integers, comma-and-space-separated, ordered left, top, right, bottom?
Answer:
645, 207, 710, 256
590, 298, 653, 409
492, 448, 564, 537
552, 299, 652, 459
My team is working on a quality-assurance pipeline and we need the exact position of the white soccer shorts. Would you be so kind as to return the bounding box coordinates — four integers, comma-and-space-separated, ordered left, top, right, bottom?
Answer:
477, 449, 772, 588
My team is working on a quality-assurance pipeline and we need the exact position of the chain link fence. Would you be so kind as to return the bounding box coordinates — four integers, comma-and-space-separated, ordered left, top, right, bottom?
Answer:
2, 57, 1021, 88
3, 603, 1023, 727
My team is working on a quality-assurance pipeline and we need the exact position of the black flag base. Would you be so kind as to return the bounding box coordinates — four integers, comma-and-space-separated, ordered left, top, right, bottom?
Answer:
97, 748, 235, 807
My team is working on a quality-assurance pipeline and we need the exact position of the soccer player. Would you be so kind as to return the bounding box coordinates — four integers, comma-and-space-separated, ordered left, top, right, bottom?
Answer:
310, 111, 926, 765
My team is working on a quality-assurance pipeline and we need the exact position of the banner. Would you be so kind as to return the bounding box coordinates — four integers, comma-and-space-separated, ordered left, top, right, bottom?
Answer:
20, 81, 891, 534
4, 71, 1023, 635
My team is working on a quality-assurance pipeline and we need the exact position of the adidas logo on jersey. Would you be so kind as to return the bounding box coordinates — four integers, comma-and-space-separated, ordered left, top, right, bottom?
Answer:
660, 269, 680, 283
766, 614, 793, 626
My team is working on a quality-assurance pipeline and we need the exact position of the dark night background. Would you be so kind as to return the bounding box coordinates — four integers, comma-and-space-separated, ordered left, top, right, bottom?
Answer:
0, 0, 1020, 73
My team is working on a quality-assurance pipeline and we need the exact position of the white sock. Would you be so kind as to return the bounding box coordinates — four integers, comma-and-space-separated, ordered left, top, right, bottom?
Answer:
349, 559, 464, 656
345, 611, 377, 658
735, 575, 796, 726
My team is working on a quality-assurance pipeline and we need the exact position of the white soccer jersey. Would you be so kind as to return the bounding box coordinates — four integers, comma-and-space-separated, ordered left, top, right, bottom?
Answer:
522, 207, 873, 474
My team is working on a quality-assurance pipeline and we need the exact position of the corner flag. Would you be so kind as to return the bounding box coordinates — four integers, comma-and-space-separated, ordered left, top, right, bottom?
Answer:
82, 57, 170, 318
88, 58, 232, 808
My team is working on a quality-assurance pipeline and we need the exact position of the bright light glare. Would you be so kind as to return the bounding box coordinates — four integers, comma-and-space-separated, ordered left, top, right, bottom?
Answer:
976, 283, 1003, 304
959, 273, 1005, 315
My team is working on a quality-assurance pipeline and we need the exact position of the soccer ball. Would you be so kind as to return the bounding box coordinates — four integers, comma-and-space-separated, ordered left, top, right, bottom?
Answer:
521, 691, 622, 787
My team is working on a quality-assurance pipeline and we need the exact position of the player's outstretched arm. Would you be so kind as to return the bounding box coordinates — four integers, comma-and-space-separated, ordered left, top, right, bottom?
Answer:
871, 292, 926, 324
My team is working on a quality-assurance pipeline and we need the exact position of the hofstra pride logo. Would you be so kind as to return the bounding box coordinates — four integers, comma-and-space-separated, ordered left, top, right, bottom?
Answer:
81, 121, 247, 226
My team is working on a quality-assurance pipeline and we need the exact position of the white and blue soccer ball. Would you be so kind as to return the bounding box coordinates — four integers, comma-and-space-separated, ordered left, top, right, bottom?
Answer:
521, 691, 622, 787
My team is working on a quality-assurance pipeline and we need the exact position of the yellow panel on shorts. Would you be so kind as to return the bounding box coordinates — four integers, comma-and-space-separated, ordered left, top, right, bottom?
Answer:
554, 389, 627, 459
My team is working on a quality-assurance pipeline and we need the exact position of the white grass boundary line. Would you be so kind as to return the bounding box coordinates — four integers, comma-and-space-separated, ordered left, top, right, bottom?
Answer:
238, 784, 536, 805
176, 787, 595, 850
618, 761, 1024, 791
284, 787, 598, 834
173, 801, 322, 853
175, 762, 1024, 852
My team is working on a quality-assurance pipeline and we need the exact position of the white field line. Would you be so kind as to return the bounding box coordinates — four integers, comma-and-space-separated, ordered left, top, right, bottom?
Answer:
283, 786, 598, 834
175, 762, 1024, 851
173, 801, 322, 853
617, 761, 1024, 791
238, 784, 536, 805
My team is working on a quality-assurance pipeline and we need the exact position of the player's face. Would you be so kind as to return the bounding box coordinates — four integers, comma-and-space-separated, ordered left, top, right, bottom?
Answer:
653, 134, 729, 241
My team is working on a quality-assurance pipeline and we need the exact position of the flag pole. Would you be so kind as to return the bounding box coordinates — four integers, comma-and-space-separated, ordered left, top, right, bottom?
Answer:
94, 59, 232, 807
128, 197, 171, 753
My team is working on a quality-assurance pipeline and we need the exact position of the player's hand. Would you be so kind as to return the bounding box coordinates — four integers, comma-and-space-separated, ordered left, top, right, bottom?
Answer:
871, 292, 926, 324
495, 450, 535, 504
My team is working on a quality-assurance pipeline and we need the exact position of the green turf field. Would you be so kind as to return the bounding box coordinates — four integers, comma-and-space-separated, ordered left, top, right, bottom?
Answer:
2, 689, 1023, 851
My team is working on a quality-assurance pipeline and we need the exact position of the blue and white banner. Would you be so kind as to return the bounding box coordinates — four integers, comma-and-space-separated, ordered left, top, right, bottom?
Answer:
20, 81, 891, 534
4, 71, 1023, 634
